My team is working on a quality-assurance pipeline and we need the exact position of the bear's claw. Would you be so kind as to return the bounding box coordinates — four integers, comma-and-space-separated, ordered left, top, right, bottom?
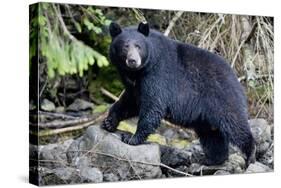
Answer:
121, 133, 140, 145
101, 116, 118, 132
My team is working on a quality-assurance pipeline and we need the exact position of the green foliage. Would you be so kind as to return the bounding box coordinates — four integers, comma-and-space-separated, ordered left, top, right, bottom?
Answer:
41, 33, 108, 78
30, 3, 111, 79
89, 66, 124, 103
93, 104, 109, 114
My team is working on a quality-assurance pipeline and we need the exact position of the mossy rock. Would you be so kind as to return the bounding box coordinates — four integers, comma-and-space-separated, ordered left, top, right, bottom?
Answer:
117, 121, 167, 145
169, 138, 190, 149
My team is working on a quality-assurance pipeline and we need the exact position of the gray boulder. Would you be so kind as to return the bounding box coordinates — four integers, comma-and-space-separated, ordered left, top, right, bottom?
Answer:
67, 126, 162, 181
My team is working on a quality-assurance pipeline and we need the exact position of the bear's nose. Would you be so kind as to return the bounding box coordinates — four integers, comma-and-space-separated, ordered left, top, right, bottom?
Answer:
127, 58, 136, 65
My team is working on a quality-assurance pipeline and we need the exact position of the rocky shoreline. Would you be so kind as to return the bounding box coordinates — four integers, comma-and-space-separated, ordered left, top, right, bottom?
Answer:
30, 118, 273, 185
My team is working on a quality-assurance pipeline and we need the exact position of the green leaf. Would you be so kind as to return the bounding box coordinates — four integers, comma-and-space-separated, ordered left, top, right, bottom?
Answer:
74, 22, 82, 33
38, 15, 46, 26
95, 9, 103, 16
104, 20, 111, 26
93, 104, 108, 113
83, 18, 94, 30
93, 26, 102, 34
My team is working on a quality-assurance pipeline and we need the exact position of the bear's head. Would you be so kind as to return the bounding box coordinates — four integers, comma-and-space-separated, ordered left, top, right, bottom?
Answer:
109, 22, 150, 71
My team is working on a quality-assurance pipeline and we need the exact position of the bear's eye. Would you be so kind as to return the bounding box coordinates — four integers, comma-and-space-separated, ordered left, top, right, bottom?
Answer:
124, 44, 129, 49
135, 44, 141, 50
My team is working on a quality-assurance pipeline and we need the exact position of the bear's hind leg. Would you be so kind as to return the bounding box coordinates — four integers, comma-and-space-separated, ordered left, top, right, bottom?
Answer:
228, 122, 256, 166
195, 126, 229, 165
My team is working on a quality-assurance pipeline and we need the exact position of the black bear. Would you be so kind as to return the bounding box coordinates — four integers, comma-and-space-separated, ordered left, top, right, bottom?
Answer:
102, 22, 256, 166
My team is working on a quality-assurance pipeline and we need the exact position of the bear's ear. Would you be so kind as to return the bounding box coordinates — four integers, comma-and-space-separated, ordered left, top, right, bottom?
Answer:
109, 22, 122, 38
138, 22, 149, 36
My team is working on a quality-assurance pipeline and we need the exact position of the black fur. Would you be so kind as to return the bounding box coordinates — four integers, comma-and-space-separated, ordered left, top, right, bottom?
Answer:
102, 22, 256, 166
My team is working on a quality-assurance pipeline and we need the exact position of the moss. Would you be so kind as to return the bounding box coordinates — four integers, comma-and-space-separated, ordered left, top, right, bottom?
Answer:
147, 134, 167, 145
169, 139, 190, 149
117, 121, 136, 133
93, 104, 109, 113
117, 121, 167, 145
88, 65, 124, 103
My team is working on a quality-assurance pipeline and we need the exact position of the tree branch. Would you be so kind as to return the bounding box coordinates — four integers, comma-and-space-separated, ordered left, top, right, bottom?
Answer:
31, 112, 108, 137
164, 11, 184, 36
52, 4, 76, 41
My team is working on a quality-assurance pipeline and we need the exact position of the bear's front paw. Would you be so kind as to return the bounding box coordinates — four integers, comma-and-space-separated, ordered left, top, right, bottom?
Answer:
101, 116, 118, 132
121, 133, 143, 145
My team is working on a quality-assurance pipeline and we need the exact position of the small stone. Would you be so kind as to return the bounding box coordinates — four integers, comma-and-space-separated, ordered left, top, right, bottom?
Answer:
228, 153, 246, 169
249, 119, 272, 155
41, 99, 56, 112
80, 167, 103, 183
214, 170, 231, 175
67, 99, 94, 112
258, 143, 273, 168
54, 167, 76, 180
55, 106, 65, 113
163, 129, 177, 140
178, 129, 193, 140
223, 153, 245, 173
246, 162, 272, 173
103, 173, 119, 182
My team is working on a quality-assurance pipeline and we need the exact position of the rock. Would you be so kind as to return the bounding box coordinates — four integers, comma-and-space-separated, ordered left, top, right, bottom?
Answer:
38, 163, 103, 185
67, 99, 94, 112
53, 167, 76, 181
55, 106, 65, 113
67, 126, 162, 180
161, 140, 248, 176
246, 162, 272, 173
41, 99, 56, 112
258, 143, 274, 168
75, 156, 91, 170
39, 167, 80, 185
178, 129, 194, 140
214, 170, 231, 175
185, 141, 205, 164
39, 139, 73, 168
223, 153, 245, 173
249, 119, 272, 156
160, 140, 204, 169
103, 173, 120, 182
186, 153, 245, 175
80, 167, 103, 183
160, 146, 190, 168
163, 129, 177, 140
160, 140, 207, 177
228, 153, 246, 168
187, 163, 226, 175
36, 137, 104, 185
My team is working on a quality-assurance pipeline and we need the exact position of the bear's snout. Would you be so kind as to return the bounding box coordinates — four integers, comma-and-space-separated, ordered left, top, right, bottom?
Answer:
126, 57, 141, 68
125, 47, 141, 69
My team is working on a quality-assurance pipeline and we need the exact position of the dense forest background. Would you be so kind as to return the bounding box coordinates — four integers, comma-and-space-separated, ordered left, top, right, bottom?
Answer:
29, 2, 274, 133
